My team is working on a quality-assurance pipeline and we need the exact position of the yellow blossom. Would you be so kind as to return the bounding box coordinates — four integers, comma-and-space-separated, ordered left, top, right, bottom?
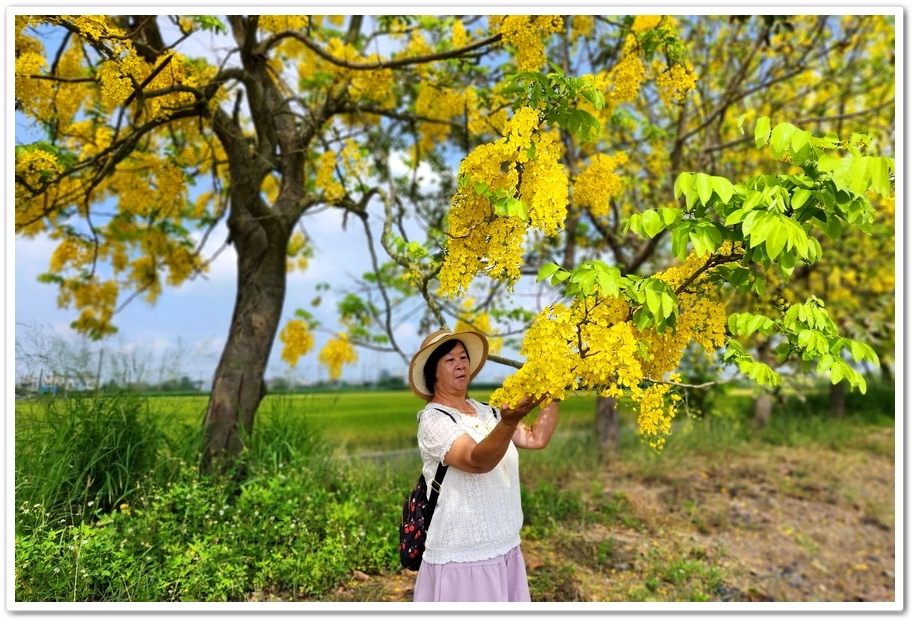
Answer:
318, 334, 358, 380
279, 319, 315, 367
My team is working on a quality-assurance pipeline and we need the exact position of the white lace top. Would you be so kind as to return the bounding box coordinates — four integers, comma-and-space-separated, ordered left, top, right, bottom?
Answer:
416, 399, 523, 564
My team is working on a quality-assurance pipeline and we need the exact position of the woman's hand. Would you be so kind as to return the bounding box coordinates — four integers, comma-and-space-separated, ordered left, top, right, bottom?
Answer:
497, 394, 547, 427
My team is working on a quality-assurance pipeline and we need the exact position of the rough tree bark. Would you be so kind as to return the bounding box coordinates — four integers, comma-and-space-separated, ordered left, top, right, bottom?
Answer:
199, 16, 306, 475
201, 208, 290, 475
595, 395, 620, 464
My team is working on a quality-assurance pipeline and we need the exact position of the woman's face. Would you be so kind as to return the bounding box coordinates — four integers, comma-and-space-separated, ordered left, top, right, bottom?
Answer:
434, 341, 470, 395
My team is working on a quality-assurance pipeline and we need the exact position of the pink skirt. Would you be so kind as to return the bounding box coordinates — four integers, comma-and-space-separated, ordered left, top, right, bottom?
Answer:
412, 545, 531, 602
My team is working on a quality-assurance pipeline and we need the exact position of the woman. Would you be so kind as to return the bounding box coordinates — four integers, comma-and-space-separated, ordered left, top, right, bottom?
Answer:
407, 328, 560, 602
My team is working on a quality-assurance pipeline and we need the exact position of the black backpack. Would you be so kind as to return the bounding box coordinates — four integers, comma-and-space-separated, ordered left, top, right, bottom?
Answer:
399, 408, 455, 571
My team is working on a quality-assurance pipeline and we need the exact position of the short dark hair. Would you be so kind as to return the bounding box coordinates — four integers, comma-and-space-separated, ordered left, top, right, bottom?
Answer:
423, 339, 461, 396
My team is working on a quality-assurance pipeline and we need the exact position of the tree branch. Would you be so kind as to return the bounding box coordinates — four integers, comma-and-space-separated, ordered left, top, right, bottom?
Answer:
265, 30, 502, 71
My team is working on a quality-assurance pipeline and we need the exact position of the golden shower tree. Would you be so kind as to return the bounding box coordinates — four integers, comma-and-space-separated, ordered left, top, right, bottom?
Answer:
15, 15, 894, 470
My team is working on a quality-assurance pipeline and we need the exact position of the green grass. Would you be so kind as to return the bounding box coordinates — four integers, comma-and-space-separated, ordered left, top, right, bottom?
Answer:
107, 389, 603, 455
13, 382, 895, 602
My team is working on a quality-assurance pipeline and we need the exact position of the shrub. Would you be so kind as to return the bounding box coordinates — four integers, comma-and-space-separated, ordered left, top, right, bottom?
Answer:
15, 393, 166, 530
14, 395, 409, 602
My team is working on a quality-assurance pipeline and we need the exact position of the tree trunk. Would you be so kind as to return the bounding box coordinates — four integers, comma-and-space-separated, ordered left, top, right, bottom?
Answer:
829, 380, 848, 418
750, 390, 773, 429
595, 395, 619, 464
201, 208, 291, 477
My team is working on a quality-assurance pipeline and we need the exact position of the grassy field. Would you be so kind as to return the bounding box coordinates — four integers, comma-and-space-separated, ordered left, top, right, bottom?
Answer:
13, 383, 897, 604
124, 389, 606, 455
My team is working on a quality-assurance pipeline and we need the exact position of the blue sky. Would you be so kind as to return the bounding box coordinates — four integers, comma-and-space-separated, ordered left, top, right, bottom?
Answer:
12, 204, 430, 387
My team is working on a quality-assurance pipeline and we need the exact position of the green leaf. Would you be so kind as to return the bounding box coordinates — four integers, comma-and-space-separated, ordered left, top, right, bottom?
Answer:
671, 223, 689, 260
790, 128, 812, 153
696, 173, 713, 205
849, 340, 879, 365
724, 204, 751, 227
495, 196, 528, 221
594, 264, 623, 297
728, 312, 775, 336
660, 290, 675, 318
642, 210, 664, 237
770, 122, 796, 154
765, 222, 788, 258
634, 308, 654, 331
806, 236, 822, 263
711, 176, 735, 204
674, 173, 698, 209
536, 262, 562, 283
644, 287, 661, 317
868, 156, 894, 198
829, 360, 845, 384
746, 212, 777, 249
791, 188, 811, 211
755, 117, 771, 149
659, 207, 683, 226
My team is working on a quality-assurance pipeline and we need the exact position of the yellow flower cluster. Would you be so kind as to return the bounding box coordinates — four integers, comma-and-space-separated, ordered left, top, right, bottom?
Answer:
645, 139, 669, 180
490, 303, 577, 406
503, 106, 540, 155
490, 295, 644, 407
451, 19, 469, 48
286, 231, 311, 273
315, 151, 345, 203
439, 140, 520, 296
279, 319, 315, 367
14, 44, 52, 115
318, 333, 359, 380
572, 152, 629, 216
498, 15, 564, 71
652, 59, 698, 105
48, 237, 89, 273
570, 15, 595, 40
398, 30, 436, 80
651, 253, 729, 357
519, 136, 568, 235
314, 139, 368, 203
632, 383, 680, 451
492, 251, 732, 446
67, 279, 119, 338
15, 150, 62, 196
324, 39, 395, 109
632, 15, 664, 33
606, 36, 646, 109
416, 83, 466, 156
127, 254, 161, 303
256, 15, 312, 33
96, 56, 137, 110
440, 107, 570, 297
161, 244, 197, 287
463, 87, 508, 138
59, 15, 120, 41
63, 50, 102, 122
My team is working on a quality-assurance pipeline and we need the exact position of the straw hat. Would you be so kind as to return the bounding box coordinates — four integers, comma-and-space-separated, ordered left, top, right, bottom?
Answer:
408, 329, 489, 401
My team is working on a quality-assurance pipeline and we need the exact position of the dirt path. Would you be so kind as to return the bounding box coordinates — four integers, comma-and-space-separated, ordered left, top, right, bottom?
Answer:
325, 429, 898, 603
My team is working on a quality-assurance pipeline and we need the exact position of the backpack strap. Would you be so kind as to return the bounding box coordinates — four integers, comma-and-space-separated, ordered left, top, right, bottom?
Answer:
425, 407, 456, 526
